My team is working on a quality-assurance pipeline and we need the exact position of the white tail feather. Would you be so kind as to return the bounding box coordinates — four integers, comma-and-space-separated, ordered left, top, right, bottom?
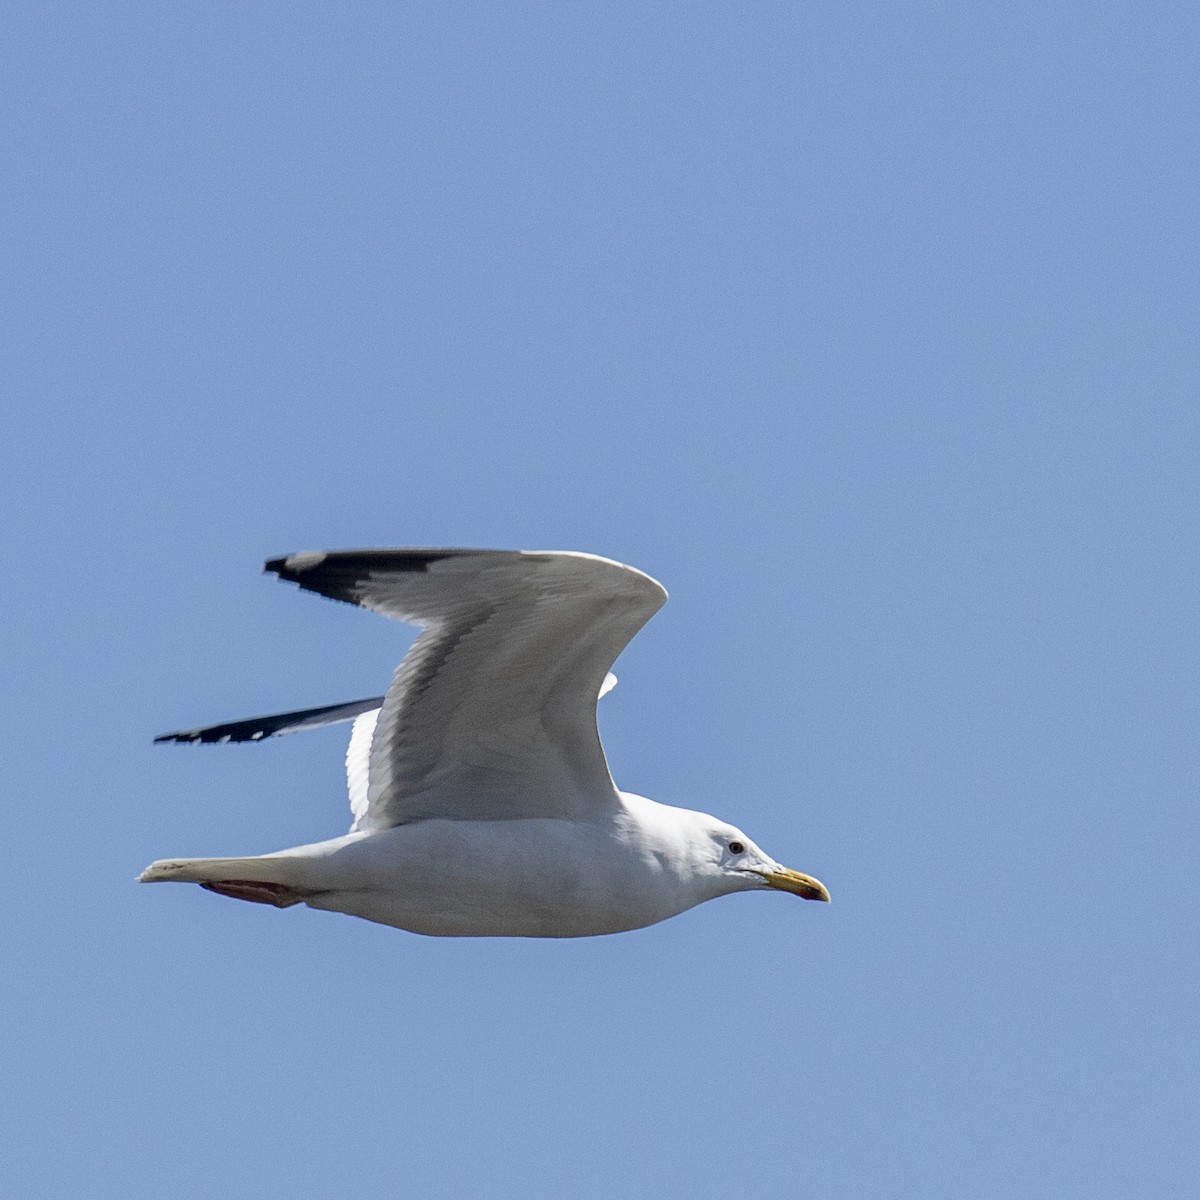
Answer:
138, 855, 298, 886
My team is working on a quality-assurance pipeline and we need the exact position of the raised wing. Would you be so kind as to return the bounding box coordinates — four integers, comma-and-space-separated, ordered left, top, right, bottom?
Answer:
155, 696, 385, 744
266, 549, 667, 829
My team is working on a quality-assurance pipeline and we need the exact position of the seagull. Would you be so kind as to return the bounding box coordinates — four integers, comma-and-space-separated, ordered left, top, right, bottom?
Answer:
141, 549, 829, 937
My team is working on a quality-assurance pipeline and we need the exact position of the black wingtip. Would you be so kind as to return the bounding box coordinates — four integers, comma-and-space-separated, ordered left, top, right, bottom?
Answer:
154, 730, 219, 745
263, 552, 328, 582
154, 697, 387, 746
153, 727, 256, 745
263, 548, 471, 605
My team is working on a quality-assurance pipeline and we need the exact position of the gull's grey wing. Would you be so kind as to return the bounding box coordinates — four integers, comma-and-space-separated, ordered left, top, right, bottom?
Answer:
266, 549, 667, 829
155, 697, 385, 745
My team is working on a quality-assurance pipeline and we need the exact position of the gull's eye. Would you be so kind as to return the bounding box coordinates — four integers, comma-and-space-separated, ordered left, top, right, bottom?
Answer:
728, 840, 745, 855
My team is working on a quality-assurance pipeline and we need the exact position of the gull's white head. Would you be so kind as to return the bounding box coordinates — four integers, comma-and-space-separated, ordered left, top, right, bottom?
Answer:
624, 796, 831, 906
697, 815, 831, 903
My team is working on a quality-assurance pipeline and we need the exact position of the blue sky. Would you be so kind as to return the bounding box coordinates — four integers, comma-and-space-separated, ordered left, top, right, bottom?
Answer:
3, 3, 1196, 1196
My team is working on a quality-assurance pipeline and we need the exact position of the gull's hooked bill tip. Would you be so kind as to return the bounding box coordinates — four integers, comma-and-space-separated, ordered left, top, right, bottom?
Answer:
760, 868, 831, 902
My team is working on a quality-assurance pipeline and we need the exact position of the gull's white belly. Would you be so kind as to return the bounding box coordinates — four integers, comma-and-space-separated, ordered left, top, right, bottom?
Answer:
284, 815, 703, 938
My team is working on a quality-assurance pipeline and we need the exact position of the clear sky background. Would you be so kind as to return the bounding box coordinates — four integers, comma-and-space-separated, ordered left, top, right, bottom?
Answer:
3, 4, 1196, 1197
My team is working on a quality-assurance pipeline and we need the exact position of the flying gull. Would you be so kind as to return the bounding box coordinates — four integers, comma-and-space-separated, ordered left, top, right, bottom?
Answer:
141, 549, 829, 937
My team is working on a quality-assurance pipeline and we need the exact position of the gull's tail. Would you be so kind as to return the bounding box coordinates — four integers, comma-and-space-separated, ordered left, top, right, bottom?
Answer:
139, 855, 311, 907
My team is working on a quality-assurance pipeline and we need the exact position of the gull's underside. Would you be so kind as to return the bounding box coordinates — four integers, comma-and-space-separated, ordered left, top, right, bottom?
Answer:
142, 548, 829, 937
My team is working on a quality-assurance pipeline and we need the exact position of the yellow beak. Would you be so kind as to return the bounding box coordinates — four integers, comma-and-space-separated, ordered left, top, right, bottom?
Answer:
759, 867, 831, 902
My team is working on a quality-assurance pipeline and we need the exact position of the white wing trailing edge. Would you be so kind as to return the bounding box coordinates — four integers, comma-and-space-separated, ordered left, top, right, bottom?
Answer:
346, 707, 379, 832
